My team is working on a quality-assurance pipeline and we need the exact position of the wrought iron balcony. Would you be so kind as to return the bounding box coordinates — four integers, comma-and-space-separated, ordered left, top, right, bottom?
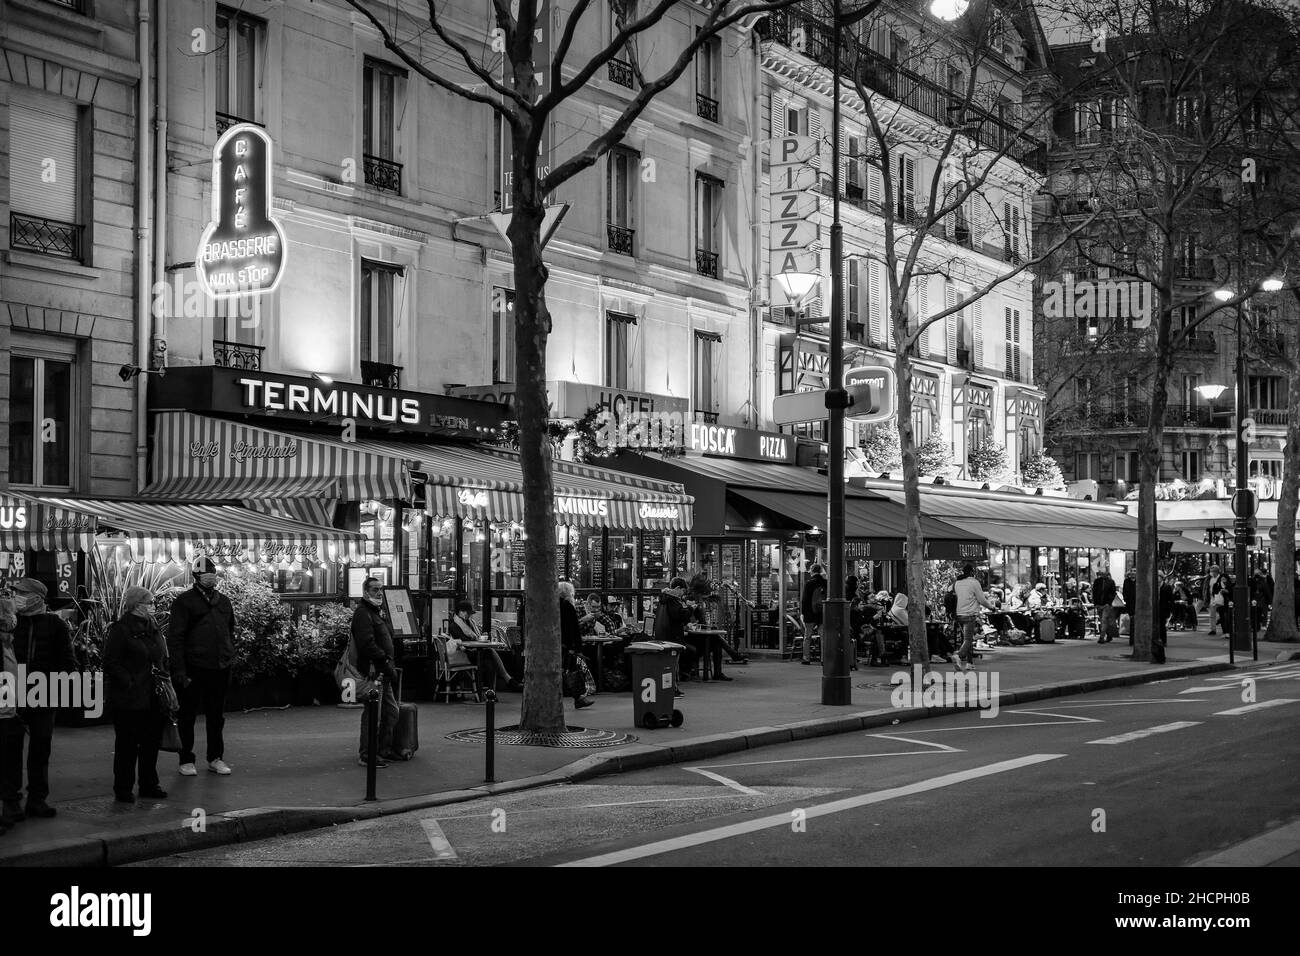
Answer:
1250, 408, 1288, 427
608, 57, 634, 89
695, 248, 719, 278
1163, 403, 1215, 427
216, 112, 263, 135
361, 360, 402, 389
10, 212, 84, 262
212, 340, 265, 370
606, 223, 635, 255
696, 93, 719, 123
364, 154, 403, 194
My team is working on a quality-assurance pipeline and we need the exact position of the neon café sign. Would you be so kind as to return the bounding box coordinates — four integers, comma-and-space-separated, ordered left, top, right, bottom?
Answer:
197, 124, 286, 298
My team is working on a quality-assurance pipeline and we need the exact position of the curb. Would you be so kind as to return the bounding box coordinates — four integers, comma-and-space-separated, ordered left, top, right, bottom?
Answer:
0, 659, 1236, 867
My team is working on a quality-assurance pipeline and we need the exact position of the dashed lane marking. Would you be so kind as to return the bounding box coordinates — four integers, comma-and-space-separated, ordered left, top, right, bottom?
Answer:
684, 767, 763, 796
556, 754, 1067, 867
1086, 721, 1201, 745
1213, 699, 1300, 716
419, 818, 459, 861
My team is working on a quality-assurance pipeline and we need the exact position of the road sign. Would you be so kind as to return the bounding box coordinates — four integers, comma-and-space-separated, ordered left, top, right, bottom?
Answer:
488, 202, 570, 249
844, 365, 896, 423
1231, 488, 1258, 518
772, 383, 877, 426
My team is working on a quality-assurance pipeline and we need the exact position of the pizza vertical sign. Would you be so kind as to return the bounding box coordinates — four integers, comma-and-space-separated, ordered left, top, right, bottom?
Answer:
197, 124, 287, 298
769, 133, 821, 303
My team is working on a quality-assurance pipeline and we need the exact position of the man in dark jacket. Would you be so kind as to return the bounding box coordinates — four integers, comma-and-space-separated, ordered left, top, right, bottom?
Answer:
1092, 570, 1118, 644
653, 578, 697, 693
7, 578, 76, 820
167, 557, 236, 777
800, 564, 828, 664
352, 576, 401, 766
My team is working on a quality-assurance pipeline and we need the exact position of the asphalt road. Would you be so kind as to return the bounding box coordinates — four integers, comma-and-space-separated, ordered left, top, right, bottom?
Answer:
135, 661, 1300, 869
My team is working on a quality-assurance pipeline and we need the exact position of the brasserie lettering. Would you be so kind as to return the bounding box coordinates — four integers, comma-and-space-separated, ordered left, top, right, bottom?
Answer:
638, 504, 679, 520
238, 378, 421, 425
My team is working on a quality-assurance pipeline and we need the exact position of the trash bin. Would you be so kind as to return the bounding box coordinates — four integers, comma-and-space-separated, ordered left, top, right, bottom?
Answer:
627, 641, 685, 729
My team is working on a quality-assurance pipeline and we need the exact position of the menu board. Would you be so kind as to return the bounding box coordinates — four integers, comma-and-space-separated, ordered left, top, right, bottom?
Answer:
511, 540, 526, 575
643, 539, 666, 580
383, 587, 422, 639
721, 544, 740, 588
590, 540, 605, 588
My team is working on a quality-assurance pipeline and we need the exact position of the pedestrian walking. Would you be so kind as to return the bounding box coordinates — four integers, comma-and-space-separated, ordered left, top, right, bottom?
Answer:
104, 587, 169, 803
953, 564, 994, 670
799, 564, 827, 664
167, 557, 236, 777
1092, 569, 1118, 644
0, 591, 21, 835
352, 576, 401, 766
8, 578, 76, 820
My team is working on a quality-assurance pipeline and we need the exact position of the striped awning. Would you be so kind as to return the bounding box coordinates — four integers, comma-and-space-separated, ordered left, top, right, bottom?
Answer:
242, 496, 338, 527
351, 440, 693, 531
142, 412, 409, 502
0, 492, 97, 552
38, 498, 365, 564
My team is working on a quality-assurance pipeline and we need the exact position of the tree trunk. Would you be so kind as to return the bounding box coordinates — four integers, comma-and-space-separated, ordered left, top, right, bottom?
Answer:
1266, 357, 1300, 642
895, 327, 929, 668
1134, 318, 1175, 663
509, 125, 566, 734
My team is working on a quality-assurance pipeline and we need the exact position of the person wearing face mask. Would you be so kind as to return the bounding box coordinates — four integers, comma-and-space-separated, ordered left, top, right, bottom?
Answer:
7, 578, 76, 821
104, 587, 169, 803
352, 577, 401, 766
167, 557, 236, 777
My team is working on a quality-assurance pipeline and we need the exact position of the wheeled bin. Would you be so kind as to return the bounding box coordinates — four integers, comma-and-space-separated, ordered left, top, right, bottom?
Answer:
627, 641, 685, 729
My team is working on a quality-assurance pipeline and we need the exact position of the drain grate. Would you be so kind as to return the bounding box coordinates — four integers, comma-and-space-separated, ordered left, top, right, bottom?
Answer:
444, 725, 637, 748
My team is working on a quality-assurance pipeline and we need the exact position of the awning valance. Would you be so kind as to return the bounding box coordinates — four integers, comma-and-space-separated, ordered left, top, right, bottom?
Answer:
0, 493, 97, 552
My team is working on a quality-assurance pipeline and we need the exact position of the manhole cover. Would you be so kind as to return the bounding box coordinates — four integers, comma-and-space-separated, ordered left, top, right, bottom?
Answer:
444, 725, 637, 748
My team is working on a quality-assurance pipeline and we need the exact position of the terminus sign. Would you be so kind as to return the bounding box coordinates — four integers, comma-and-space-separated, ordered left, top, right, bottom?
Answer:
197, 124, 286, 298
238, 378, 422, 425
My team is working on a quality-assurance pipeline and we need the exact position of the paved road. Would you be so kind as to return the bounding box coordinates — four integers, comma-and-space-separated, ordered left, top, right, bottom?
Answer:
135, 662, 1300, 869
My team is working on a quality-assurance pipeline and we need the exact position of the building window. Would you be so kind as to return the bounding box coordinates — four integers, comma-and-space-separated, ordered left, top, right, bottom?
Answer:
695, 173, 723, 277
1075, 452, 1099, 480
216, 6, 263, 129
606, 311, 636, 389
1002, 201, 1023, 263
8, 337, 77, 489
1183, 373, 1201, 409
1182, 450, 1202, 482
845, 257, 863, 339
695, 33, 720, 121
912, 407, 933, 445
1248, 376, 1284, 409
694, 330, 722, 421
607, 147, 638, 255
1019, 424, 1039, 465
1250, 459, 1282, 480
896, 154, 916, 222
363, 59, 406, 193
967, 415, 989, 455
1115, 450, 1143, 482
1004, 308, 1022, 382
8, 89, 84, 262
1174, 94, 1202, 135
360, 260, 402, 368
491, 287, 515, 384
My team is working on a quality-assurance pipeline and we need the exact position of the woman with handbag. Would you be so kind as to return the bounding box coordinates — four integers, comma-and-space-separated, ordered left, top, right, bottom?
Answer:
103, 587, 169, 803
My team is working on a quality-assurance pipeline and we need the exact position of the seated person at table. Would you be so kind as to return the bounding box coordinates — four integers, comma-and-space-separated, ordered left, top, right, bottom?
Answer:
684, 595, 732, 681
886, 593, 910, 628
448, 601, 522, 693
1026, 583, 1048, 609
579, 592, 623, 635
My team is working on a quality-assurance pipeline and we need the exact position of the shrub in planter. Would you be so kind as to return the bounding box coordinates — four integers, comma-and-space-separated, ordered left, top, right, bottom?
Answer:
967, 442, 1010, 482
917, 432, 955, 478
291, 603, 354, 705
1021, 451, 1065, 488
217, 576, 294, 684
860, 422, 902, 473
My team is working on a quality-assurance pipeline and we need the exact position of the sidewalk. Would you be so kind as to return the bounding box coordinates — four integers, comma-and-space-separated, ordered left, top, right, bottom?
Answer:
1, 630, 1291, 866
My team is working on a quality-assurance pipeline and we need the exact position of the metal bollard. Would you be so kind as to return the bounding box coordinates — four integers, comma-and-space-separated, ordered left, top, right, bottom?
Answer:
483, 688, 498, 783
364, 678, 381, 801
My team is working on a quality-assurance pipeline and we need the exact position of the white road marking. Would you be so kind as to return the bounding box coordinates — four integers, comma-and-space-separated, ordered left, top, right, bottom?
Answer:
1213, 699, 1300, 716
911, 710, 1102, 732
1024, 699, 1206, 707
419, 818, 459, 860
1205, 666, 1300, 683
1179, 686, 1241, 694
1190, 818, 1300, 867
692, 750, 955, 771
684, 767, 763, 796
556, 754, 1067, 867
1086, 721, 1201, 745
867, 733, 961, 752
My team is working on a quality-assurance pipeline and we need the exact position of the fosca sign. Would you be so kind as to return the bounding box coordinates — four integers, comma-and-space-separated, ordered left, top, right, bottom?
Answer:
197, 124, 286, 298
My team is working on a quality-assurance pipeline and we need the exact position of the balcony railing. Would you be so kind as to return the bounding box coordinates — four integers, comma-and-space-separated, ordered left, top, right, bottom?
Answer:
10, 212, 84, 262
364, 154, 403, 194
606, 223, 635, 255
212, 340, 265, 370
695, 248, 719, 278
608, 57, 634, 89
1060, 329, 1147, 354
1175, 261, 1215, 280
762, 10, 1046, 174
361, 359, 402, 389
1163, 403, 1215, 427
1250, 408, 1288, 427
216, 112, 263, 135
696, 93, 719, 123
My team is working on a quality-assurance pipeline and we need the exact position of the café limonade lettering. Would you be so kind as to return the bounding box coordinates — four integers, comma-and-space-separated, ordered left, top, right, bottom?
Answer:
237, 378, 421, 425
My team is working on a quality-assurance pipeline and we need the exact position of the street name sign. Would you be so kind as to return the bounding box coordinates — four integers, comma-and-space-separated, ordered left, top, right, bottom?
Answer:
772, 383, 877, 426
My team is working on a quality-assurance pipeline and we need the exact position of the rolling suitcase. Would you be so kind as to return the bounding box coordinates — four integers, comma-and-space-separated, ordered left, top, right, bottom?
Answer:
1036, 616, 1056, 643
390, 669, 418, 760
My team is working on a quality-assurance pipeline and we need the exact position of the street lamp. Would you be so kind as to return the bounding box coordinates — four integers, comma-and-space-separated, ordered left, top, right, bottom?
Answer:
1261, 276, 1284, 293
773, 270, 821, 306
930, 0, 970, 21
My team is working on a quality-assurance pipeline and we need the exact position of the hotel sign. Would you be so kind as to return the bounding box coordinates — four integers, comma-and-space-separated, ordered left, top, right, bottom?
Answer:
196, 124, 286, 298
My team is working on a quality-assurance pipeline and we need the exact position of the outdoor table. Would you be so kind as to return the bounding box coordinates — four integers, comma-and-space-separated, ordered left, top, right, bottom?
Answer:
685, 628, 726, 680
581, 635, 621, 692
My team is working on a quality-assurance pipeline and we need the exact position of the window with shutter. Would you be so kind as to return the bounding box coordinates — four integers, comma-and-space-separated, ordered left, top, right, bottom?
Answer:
896, 154, 915, 222
845, 257, 862, 339
846, 133, 865, 202
1002, 201, 1022, 262
807, 107, 822, 174
1004, 307, 1022, 381
914, 277, 929, 355
972, 298, 983, 368
945, 285, 959, 363
8, 91, 82, 261
868, 259, 883, 346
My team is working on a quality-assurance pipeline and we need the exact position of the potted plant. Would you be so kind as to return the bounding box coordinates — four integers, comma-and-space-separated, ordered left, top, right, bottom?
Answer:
967, 442, 1010, 483
917, 432, 956, 478
291, 603, 354, 705
216, 575, 295, 710
1022, 451, 1066, 489
860, 422, 902, 473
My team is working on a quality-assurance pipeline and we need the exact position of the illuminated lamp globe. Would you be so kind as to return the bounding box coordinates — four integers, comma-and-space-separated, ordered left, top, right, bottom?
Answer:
930, 0, 970, 21
1213, 287, 1233, 302
1195, 383, 1228, 401
773, 271, 820, 306
1261, 276, 1284, 292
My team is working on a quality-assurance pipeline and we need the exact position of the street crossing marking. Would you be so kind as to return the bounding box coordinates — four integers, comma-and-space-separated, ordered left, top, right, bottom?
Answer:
556, 754, 1067, 867
684, 767, 763, 796
419, 818, 459, 861
1086, 721, 1201, 745
1214, 699, 1300, 716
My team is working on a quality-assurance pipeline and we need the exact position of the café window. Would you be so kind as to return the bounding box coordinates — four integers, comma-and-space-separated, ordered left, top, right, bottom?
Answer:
360, 260, 403, 366
605, 311, 637, 389
911, 407, 933, 444
7, 335, 77, 490
694, 330, 721, 421
967, 414, 989, 453
216, 6, 264, 126
363, 58, 407, 193
491, 287, 516, 384
1074, 452, 1099, 480
8, 89, 84, 262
